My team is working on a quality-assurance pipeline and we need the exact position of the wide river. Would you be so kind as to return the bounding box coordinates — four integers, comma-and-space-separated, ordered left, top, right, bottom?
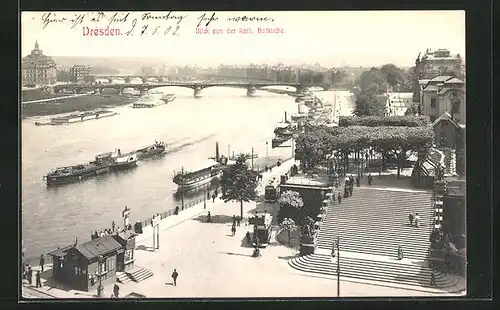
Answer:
21, 86, 355, 262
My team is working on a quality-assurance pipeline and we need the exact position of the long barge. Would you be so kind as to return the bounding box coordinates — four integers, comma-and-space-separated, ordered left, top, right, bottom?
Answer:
173, 159, 222, 190
44, 141, 167, 187
35, 109, 117, 126
44, 151, 138, 186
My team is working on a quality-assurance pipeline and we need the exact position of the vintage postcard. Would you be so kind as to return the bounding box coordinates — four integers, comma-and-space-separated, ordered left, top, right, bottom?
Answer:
21, 10, 466, 299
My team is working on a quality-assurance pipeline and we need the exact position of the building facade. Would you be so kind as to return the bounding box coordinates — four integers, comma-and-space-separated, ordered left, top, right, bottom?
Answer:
419, 48, 464, 80
48, 233, 136, 292
70, 65, 91, 83
420, 76, 465, 123
22, 41, 57, 86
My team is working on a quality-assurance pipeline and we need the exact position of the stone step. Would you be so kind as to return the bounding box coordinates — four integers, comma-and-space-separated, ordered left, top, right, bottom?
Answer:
116, 272, 133, 284
316, 244, 429, 260
289, 254, 462, 289
127, 267, 153, 283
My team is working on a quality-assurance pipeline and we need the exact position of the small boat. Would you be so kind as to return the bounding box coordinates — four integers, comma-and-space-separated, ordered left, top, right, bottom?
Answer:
44, 151, 138, 186
173, 159, 222, 190
48, 110, 117, 125
161, 94, 176, 103
133, 141, 167, 159
133, 102, 156, 108
273, 122, 295, 138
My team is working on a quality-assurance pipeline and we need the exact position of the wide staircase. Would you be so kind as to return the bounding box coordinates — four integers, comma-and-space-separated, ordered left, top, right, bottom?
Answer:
116, 266, 153, 284
289, 186, 465, 292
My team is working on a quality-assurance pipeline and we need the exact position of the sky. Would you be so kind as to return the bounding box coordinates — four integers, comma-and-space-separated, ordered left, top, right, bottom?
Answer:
21, 11, 466, 67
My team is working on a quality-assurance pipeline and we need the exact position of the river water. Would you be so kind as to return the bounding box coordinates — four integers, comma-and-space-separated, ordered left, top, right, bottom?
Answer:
21, 87, 355, 261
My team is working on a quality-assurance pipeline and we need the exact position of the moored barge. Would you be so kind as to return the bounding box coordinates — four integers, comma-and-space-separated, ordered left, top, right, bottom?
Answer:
44, 151, 138, 186
173, 159, 222, 190
35, 109, 117, 126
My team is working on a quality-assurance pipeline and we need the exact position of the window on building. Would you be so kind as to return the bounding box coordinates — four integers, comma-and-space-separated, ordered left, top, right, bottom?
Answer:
430, 98, 437, 108
452, 101, 460, 114
106, 257, 115, 271
99, 260, 107, 273
125, 249, 134, 261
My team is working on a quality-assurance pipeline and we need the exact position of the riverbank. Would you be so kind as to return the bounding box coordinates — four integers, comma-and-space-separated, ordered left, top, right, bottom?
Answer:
21, 94, 134, 118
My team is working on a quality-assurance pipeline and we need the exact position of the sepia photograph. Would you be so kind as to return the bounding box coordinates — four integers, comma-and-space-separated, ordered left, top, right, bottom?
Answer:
21, 10, 466, 299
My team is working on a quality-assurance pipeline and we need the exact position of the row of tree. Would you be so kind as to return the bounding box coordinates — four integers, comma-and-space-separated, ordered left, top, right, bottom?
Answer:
339, 115, 431, 127
353, 64, 415, 117
294, 116, 434, 178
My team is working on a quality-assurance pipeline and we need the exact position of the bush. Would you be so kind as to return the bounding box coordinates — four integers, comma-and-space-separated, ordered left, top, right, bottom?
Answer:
339, 115, 431, 127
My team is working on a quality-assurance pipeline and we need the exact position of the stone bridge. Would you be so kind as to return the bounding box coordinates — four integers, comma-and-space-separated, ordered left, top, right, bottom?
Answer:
52, 81, 324, 97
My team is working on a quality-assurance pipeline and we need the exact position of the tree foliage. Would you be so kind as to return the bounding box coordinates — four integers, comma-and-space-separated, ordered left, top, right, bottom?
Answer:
220, 153, 258, 219
380, 64, 405, 88
294, 130, 327, 170
278, 190, 304, 209
339, 116, 431, 127
280, 217, 296, 242
294, 125, 435, 178
353, 92, 386, 117
358, 67, 388, 95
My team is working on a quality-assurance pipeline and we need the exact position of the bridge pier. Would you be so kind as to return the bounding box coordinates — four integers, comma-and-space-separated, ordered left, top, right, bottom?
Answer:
140, 77, 147, 84
246, 86, 257, 97
139, 88, 149, 97
118, 88, 124, 96
193, 87, 203, 98
124, 77, 132, 83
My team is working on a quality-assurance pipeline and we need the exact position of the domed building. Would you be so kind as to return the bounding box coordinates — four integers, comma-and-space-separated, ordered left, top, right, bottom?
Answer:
22, 40, 57, 86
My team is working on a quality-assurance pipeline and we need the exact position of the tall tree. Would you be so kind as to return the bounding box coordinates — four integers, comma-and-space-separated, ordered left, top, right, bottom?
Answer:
220, 153, 258, 219
380, 64, 404, 89
358, 67, 388, 95
353, 92, 386, 117
294, 131, 326, 170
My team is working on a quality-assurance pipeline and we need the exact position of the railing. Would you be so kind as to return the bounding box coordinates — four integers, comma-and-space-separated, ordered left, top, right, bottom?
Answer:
138, 196, 208, 229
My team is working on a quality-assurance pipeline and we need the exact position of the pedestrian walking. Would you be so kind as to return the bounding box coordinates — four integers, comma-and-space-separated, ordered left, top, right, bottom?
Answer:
207, 191, 211, 200
231, 225, 236, 236
349, 185, 353, 197
39, 255, 45, 272
430, 270, 436, 287
171, 269, 178, 286
356, 176, 360, 187
337, 193, 342, 204
232, 215, 236, 226
35, 271, 42, 288
175, 205, 179, 215
236, 216, 241, 227
27, 265, 33, 285
414, 213, 420, 228
113, 283, 120, 298
212, 193, 216, 203
368, 173, 373, 185
397, 245, 404, 260
214, 188, 218, 197
112, 221, 116, 233
408, 213, 414, 227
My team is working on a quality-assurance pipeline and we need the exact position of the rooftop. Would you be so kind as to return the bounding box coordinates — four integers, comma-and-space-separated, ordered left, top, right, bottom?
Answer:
431, 112, 461, 128
74, 235, 123, 260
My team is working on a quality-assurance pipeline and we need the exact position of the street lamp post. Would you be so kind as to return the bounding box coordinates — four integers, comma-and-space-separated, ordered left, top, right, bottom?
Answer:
96, 254, 104, 298
331, 237, 340, 297
203, 188, 207, 209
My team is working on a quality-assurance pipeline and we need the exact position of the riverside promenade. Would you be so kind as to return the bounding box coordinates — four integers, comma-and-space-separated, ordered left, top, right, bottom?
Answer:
22, 159, 454, 299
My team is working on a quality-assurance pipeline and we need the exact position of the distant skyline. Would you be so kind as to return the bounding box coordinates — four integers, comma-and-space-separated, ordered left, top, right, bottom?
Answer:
22, 11, 465, 67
